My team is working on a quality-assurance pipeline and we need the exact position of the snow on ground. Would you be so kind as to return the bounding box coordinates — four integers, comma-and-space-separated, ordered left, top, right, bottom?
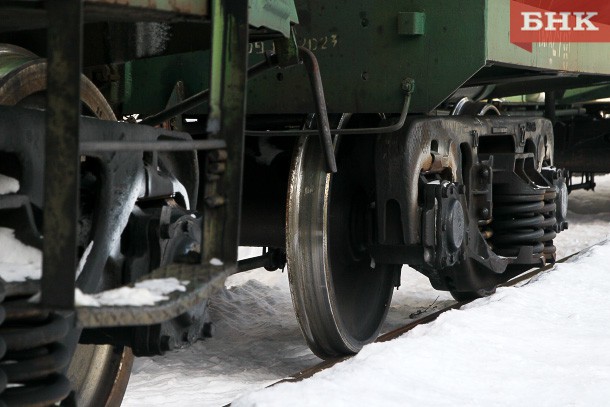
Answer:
123, 175, 610, 406
1, 171, 608, 406
122, 249, 320, 406
234, 244, 610, 407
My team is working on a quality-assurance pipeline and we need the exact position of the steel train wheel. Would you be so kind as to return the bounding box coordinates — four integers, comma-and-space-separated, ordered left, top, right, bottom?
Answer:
287, 135, 398, 359
0, 44, 133, 406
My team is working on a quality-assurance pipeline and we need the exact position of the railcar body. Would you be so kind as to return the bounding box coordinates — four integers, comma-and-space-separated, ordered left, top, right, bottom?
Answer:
0, 0, 607, 404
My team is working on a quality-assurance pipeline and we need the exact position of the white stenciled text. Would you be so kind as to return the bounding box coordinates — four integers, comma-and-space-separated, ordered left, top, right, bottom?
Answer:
521, 11, 599, 31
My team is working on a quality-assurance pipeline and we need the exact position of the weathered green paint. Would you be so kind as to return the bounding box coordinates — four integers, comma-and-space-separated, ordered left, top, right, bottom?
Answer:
249, 0, 299, 37
206, 0, 225, 133
247, 0, 610, 113
247, 0, 489, 114
123, 0, 610, 116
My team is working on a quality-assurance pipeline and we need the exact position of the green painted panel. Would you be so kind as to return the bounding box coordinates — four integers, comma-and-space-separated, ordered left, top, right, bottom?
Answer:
247, 0, 488, 114
123, 0, 610, 116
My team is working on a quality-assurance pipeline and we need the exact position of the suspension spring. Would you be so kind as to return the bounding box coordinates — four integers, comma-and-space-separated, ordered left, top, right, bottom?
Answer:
0, 293, 72, 406
490, 186, 557, 261
541, 188, 558, 261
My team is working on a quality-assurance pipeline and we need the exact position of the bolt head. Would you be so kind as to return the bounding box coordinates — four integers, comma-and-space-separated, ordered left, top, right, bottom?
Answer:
401, 78, 415, 93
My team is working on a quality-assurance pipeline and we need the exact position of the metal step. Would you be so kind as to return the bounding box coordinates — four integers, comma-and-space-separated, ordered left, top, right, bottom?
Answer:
76, 262, 231, 328
2, 261, 230, 328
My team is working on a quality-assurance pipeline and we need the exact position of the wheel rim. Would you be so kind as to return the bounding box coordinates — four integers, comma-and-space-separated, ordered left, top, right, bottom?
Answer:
287, 135, 397, 358
0, 44, 133, 405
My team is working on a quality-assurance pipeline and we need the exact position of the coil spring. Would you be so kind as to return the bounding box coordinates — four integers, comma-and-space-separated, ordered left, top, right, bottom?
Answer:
490, 186, 557, 261
0, 290, 72, 407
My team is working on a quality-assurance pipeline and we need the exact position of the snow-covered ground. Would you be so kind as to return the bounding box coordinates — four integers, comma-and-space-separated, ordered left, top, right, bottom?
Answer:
234, 244, 610, 407
123, 175, 610, 406
1, 171, 608, 405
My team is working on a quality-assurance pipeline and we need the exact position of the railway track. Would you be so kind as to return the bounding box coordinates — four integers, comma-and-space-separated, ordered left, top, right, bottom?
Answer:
265, 250, 581, 389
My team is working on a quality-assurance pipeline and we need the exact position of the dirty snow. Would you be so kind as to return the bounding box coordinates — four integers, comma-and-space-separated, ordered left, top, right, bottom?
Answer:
123, 175, 610, 406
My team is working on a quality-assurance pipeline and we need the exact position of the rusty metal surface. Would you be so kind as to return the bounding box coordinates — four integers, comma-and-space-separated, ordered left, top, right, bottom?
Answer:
201, 0, 249, 268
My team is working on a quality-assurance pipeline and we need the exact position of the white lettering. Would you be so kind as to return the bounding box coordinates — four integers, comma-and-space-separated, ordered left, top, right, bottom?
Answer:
573, 12, 599, 31
522, 12, 543, 31
545, 12, 571, 31
521, 11, 600, 32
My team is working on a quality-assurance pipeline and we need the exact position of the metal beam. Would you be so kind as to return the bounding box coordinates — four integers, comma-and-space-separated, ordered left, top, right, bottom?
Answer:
41, 0, 82, 309
202, 0, 249, 268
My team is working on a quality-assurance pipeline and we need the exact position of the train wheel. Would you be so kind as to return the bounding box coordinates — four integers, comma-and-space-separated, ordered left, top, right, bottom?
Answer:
287, 135, 399, 359
0, 44, 132, 405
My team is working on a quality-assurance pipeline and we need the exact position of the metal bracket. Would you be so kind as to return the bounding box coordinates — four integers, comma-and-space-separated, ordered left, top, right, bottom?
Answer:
398, 12, 426, 36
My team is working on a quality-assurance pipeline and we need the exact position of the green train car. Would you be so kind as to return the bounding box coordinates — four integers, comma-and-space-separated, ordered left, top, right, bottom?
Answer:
0, 0, 608, 404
